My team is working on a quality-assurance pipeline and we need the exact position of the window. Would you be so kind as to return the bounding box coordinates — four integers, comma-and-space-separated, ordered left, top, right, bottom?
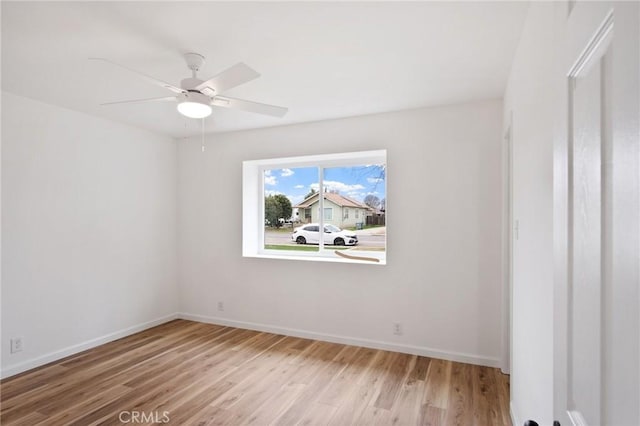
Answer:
243, 150, 386, 264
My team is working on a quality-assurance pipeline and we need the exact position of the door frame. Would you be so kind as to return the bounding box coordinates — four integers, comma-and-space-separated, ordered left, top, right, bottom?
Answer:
502, 114, 513, 375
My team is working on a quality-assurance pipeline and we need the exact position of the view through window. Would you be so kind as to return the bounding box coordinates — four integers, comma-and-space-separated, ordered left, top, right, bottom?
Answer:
262, 160, 386, 261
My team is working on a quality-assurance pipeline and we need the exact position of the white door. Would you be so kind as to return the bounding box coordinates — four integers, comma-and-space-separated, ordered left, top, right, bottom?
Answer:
554, 2, 639, 425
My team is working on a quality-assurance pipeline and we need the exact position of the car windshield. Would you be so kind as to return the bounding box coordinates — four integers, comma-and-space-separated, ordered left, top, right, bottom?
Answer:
324, 225, 341, 233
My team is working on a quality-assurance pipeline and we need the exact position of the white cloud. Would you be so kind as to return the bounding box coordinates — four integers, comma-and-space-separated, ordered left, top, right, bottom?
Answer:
264, 189, 282, 197
264, 175, 277, 186
281, 168, 294, 177
310, 180, 365, 193
293, 184, 305, 189
367, 177, 384, 184
348, 191, 366, 200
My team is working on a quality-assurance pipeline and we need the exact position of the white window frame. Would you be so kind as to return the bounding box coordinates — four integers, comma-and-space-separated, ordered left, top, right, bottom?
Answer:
243, 150, 386, 265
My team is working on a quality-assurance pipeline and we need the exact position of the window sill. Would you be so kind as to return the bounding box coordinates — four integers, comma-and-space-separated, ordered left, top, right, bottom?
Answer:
246, 250, 386, 265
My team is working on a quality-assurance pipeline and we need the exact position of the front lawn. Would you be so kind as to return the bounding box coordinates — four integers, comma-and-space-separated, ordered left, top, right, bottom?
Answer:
264, 244, 351, 251
264, 226, 296, 233
344, 224, 385, 231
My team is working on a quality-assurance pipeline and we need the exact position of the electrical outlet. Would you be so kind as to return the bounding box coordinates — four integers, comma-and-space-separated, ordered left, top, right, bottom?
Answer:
10, 337, 23, 353
217, 301, 224, 312
393, 323, 403, 336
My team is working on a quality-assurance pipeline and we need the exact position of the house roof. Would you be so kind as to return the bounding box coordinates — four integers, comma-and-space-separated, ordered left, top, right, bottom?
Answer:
294, 193, 369, 209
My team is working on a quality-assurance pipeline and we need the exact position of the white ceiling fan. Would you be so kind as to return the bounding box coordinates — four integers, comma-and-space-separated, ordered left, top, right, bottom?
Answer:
90, 53, 288, 119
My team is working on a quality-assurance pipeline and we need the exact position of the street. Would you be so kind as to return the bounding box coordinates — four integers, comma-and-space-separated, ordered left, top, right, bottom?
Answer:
265, 226, 386, 249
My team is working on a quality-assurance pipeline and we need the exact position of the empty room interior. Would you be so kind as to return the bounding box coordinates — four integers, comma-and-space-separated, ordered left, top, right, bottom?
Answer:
1, 1, 639, 425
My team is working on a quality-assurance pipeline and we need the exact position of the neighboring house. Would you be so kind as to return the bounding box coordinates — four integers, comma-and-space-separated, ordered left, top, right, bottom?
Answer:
294, 193, 370, 228
366, 207, 386, 226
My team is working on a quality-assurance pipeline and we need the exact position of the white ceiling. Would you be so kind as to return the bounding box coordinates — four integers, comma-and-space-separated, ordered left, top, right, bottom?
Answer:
2, 1, 528, 138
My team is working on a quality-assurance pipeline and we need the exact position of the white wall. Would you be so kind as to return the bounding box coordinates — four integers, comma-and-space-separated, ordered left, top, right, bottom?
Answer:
503, 2, 556, 425
177, 99, 505, 366
1, 92, 179, 377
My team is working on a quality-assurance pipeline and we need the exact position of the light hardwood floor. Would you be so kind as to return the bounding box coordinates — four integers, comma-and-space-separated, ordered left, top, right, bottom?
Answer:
0, 320, 511, 425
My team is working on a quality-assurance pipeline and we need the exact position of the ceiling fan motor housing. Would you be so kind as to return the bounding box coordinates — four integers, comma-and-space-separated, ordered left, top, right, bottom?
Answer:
181, 77, 205, 91
178, 91, 210, 105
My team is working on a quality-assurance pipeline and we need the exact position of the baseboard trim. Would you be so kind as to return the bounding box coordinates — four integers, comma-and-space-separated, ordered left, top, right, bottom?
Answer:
178, 312, 501, 368
0, 313, 179, 379
1, 311, 501, 379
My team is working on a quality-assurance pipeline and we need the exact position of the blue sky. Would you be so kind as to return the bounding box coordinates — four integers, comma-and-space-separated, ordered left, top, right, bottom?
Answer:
264, 165, 386, 206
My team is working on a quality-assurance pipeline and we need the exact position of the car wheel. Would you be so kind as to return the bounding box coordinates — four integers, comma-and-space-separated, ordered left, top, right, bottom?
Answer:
296, 236, 306, 244
334, 238, 345, 246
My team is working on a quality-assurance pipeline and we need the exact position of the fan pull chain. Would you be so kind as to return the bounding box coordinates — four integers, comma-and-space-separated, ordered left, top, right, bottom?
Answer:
201, 118, 205, 152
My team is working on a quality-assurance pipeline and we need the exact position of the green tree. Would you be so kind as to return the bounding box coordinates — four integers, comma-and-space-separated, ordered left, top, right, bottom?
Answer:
304, 188, 317, 200
265, 194, 292, 228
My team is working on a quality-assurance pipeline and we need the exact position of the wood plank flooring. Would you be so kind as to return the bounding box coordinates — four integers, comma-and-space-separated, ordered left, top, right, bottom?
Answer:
0, 320, 511, 425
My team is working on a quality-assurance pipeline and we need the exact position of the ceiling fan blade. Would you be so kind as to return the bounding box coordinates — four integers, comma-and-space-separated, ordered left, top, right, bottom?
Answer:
100, 96, 176, 106
89, 58, 184, 94
212, 96, 288, 117
196, 63, 260, 94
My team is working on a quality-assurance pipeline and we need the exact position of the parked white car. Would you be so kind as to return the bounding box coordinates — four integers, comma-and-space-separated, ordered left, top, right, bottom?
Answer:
291, 223, 358, 246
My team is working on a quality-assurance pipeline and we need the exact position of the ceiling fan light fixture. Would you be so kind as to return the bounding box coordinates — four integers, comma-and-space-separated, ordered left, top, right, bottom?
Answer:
177, 92, 212, 119
177, 101, 212, 119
